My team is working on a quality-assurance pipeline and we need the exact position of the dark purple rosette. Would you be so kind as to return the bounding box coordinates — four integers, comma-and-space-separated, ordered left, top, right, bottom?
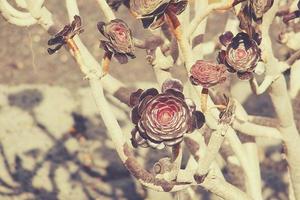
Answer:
47, 15, 84, 54
129, 78, 205, 149
218, 32, 261, 80
129, 0, 187, 29
97, 19, 135, 64
250, 0, 274, 23
189, 60, 227, 88
106, 0, 130, 11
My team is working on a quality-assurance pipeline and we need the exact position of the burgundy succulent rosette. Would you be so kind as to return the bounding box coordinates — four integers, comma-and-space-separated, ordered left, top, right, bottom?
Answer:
129, 0, 187, 29
250, 0, 274, 23
130, 79, 205, 149
189, 60, 227, 88
217, 32, 261, 80
48, 15, 84, 55
106, 0, 130, 11
97, 19, 135, 64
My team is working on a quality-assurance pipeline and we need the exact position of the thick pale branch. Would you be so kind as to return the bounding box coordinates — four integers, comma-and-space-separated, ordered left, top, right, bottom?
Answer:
200, 169, 252, 200
261, 2, 300, 198
196, 130, 225, 176
0, 0, 32, 18
181, 132, 252, 200
95, 0, 115, 21
187, 0, 235, 38
233, 120, 283, 139
249, 75, 279, 95
226, 128, 262, 199
0, 0, 37, 26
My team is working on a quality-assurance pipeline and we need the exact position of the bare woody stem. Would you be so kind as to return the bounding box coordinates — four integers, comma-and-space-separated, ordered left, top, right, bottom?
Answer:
201, 89, 258, 197
67, 38, 79, 52
225, 128, 258, 199
187, 0, 235, 38
200, 171, 252, 200
195, 130, 225, 176
165, 10, 194, 70
95, 0, 115, 21
171, 143, 183, 177
283, 10, 300, 23
233, 120, 283, 139
101, 52, 112, 77
201, 88, 209, 113
260, 2, 300, 198
66, 39, 93, 78
182, 133, 252, 200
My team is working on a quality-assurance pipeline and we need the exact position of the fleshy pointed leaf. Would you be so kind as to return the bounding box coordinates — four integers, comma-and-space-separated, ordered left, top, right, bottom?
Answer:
161, 78, 183, 92
114, 53, 128, 64
139, 88, 159, 102
130, 89, 143, 107
219, 31, 233, 47
192, 111, 205, 129
237, 71, 253, 80
131, 106, 140, 124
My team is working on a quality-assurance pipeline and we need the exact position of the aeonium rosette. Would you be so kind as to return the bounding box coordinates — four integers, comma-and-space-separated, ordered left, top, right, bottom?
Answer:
106, 0, 130, 11
97, 19, 135, 64
189, 60, 227, 113
48, 15, 84, 54
129, 0, 187, 29
129, 79, 205, 149
218, 31, 261, 80
190, 60, 227, 88
250, 0, 274, 23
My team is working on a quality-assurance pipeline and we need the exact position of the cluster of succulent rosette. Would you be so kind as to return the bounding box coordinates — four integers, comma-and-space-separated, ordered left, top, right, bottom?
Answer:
48, 16, 136, 65
47, 0, 268, 150
248, 0, 274, 24
218, 31, 261, 80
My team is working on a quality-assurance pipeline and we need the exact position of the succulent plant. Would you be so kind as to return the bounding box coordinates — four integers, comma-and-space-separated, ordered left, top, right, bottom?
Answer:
47, 15, 84, 54
250, 0, 274, 23
218, 32, 261, 80
97, 19, 135, 64
129, 78, 205, 149
129, 0, 187, 29
190, 60, 227, 89
106, 0, 130, 11
189, 60, 227, 113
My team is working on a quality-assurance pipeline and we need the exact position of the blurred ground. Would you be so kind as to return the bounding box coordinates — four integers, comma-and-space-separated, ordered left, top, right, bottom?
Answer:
0, 0, 291, 200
